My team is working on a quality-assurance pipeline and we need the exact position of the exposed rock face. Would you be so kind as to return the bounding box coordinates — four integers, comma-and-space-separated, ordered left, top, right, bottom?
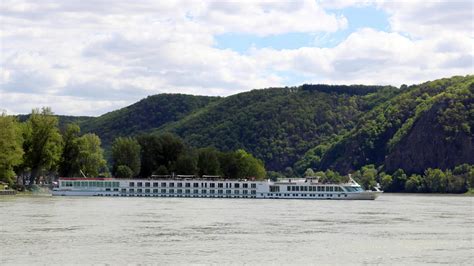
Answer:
385, 102, 474, 173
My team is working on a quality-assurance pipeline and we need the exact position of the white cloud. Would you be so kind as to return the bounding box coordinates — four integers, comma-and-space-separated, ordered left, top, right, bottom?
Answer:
0, 0, 472, 116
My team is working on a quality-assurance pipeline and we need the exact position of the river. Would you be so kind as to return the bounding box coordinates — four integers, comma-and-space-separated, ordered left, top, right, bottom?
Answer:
0, 194, 472, 265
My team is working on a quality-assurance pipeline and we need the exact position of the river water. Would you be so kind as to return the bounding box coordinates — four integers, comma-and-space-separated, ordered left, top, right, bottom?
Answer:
0, 194, 472, 265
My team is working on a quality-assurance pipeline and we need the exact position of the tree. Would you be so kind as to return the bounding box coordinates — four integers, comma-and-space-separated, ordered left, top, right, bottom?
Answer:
379, 173, 393, 191
137, 133, 184, 177
58, 124, 81, 177
23, 107, 63, 185
0, 113, 24, 185
390, 169, 407, 192
358, 165, 377, 190
116, 165, 133, 178
304, 168, 315, 177
405, 174, 422, 192
234, 149, 266, 180
174, 151, 198, 175
446, 169, 467, 193
423, 168, 447, 193
76, 133, 107, 177
111, 137, 141, 177
197, 147, 221, 176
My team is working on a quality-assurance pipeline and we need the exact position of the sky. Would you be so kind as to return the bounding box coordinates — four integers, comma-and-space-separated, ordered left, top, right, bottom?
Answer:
0, 0, 473, 116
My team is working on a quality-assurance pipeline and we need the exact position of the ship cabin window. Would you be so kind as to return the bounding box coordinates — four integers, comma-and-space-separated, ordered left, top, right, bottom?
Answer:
251, 184, 256, 188
317, 186, 323, 191
145, 182, 150, 187
193, 189, 199, 194
81, 181, 87, 187
129, 188, 134, 193
218, 190, 223, 194
251, 190, 256, 194
169, 183, 174, 187
300, 186, 305, 191
210, 189, 215, 194
137, 182, 142, 187
218, 183, 224, 188
121, 188, 126, 192
335, 187, 343, 192
145, 189, 150, 193
105, 188, 110, 191
243, 190, 248, 194
234, 183, 240, 188
161, 189, 166, 193
169, 189, 174, 194
153, 183, 158, 187
185, 189, 190, 194
137, 189, 142, 193
328, 186, 334, 192
153, 189, 158, 193
243, 183, 248, 188
210, 183, 215, 188
294, 186, 299, 191
226, 190, 231, 194
105, 182, 111, 188
177, 189, 182, 194
287, 186, 291, 191
185, 183, 191, 188
270, 185, 280, 192
193, 183, 199, 188
129, 182, 134, 187
201, 189, 207, 194
234, 190, 239, 194
177, 183, 183, 188
161, 182, 166, 187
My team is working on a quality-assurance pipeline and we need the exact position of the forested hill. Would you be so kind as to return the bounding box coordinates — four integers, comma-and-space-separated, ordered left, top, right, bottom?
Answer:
158, 85, 397, 171
296, 75, 474, 175
79, 94, 219, 147
38, 75, 472, 176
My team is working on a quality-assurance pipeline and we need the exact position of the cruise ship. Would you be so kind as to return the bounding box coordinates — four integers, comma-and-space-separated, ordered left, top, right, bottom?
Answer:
52, 176, 382, 200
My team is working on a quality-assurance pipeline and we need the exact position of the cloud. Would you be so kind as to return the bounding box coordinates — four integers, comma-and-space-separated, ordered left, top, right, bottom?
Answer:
0, 0, 472, 116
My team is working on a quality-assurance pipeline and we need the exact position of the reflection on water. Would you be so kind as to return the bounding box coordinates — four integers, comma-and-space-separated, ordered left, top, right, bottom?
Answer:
0, 194, 473, 264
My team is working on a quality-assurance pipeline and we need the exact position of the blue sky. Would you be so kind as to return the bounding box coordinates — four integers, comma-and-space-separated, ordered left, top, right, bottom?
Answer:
215, 6, 390, 52
0, 0, 472, 116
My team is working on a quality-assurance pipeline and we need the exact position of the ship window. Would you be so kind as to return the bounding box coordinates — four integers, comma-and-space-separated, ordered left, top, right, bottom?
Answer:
226, 190, 231, 194
153, 189, 158, 193
243, 183, 248, 188
161, 189, 166, 193
218, 190, 223, 194
270, 185, 280, 192
234, 190, 239, 194
129, 188, 134, 193
328, 186, 334, 192
177, 183, 183, 188
251, 190, 256, 194
210, 183, 215, 188
169, 183, 174, 187
137, 182, 142, 187
294, 186, 299, 191
137, 189, 142, 193
185, 189, 190, 194
153, 183, 158, 187
243, 190, 248, 194
193, 183, 199, 188
287, 186, 291, 191
193, 189, 199, 194
129, 182, 135, 187
201, 189, 207, 194
161, 182, 166, 187
234, 183, 240, 188
251, 184, 256, 188
218, 183, 223, 188
210, 189, 215, 194
169, 189, 174, 193
145, 189, 150, 193
145, 182, 150, 187
177, 189, 182, 194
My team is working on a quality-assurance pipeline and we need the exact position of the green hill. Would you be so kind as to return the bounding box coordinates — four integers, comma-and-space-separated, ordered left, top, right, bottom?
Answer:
158, 85, 397, 171
296, 75, 474, 174
80, 94, 219, 147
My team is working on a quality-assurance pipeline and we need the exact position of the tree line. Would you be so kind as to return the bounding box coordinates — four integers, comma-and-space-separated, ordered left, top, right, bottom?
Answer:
0, 108, 266, 188
300, 164, 474, 194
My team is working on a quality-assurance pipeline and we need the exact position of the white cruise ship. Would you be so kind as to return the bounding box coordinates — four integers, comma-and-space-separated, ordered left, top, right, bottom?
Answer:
52, 176, 382, 200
